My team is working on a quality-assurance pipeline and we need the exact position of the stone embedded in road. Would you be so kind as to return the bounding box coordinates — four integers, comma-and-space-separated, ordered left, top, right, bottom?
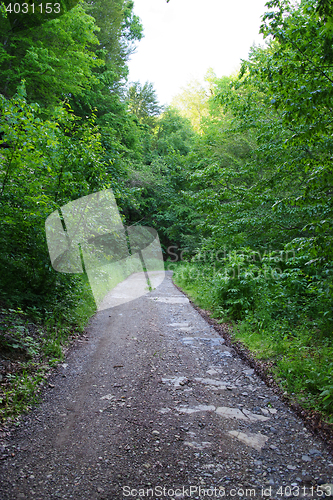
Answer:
194, 377, 228, 389
161, 377, 189, 388
176, 405, 216, 414
157, 407, 171, 414
309, 448, 321, 456
227, 430, 269, 451
218, 351, 232, 358
180, 337, 195, 345
215, 407, 270, 422
261, 407, 278, 416
149, 296, 189, 304
241, 408, 271, 421
199, 337, 225, 346
184, 441, 212, 450
206, 369, 220, 375
100, 394, 115, 400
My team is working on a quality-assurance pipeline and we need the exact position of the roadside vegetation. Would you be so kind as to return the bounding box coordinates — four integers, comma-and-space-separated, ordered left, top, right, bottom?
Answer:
1, 0, 332, 424
172, 257, 333, 423
170, 0, 333, 424
0, 275, 95, 422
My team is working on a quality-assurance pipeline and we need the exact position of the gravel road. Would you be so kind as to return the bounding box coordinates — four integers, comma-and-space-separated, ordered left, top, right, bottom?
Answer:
0, 271, 332, 499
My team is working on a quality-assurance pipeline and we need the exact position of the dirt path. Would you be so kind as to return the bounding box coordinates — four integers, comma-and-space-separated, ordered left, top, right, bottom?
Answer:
0, 272, 332, 499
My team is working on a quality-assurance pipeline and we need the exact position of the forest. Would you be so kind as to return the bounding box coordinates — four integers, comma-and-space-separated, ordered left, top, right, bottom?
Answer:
0, 0, 332, 425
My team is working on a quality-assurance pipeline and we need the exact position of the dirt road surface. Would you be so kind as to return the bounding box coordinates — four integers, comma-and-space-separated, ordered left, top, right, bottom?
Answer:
0, 272, 332, 499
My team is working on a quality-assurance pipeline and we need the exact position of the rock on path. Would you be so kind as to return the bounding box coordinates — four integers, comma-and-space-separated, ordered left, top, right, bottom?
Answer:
0, 271, 332, 499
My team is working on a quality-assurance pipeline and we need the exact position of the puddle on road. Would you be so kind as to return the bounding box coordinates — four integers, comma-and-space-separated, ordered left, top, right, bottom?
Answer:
216, 407, 270, 422
227, 430, 269, 451
168, 323, 190, 327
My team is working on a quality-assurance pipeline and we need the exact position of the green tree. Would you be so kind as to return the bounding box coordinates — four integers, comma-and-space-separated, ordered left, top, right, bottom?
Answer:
0, 3, 103, 105
178, 0, 333, 335
126, 81, 163, 127
0, 86, 136, 306
171, 79, 209, 132
155, 107, 194, 157
243, 0, 333, 270
124, 106, 198, 253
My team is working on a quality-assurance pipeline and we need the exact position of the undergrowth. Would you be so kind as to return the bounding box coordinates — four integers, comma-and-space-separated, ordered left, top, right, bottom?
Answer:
0, 274, 96, 423
171, 254, 333, 423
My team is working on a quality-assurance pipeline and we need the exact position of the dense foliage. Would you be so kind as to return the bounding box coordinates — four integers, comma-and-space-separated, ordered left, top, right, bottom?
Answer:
0, 0, 332, 420
0, 0, 197, 419
0, 0, 196, 307
172, 0, 333, 419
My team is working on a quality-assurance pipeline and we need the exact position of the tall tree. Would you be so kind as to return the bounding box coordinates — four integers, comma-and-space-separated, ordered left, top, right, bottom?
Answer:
0, 3, 102, 105
126, 81, 163, 127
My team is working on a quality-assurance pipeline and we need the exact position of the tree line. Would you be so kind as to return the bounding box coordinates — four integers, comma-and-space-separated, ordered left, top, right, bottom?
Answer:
0, 0, 195, 314
172, 0, 333, 419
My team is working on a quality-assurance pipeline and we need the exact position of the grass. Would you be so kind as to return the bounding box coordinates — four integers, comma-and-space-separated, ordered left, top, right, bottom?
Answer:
172, 260, 333, 423
234, 319, 333, 418
0, 274, 96, 424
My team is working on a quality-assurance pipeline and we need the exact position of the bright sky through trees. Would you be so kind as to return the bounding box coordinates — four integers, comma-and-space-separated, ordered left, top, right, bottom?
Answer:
127, 0, 268, 105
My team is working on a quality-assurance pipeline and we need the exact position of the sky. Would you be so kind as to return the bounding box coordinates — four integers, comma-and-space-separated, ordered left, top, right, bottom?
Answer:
127, 0, 268, 106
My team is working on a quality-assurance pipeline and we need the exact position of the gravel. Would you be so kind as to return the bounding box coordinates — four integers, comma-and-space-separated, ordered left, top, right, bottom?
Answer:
0, 271, 332, 499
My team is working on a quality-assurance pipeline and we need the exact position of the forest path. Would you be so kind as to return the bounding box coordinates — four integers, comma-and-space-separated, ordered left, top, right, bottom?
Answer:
0, 272, 332, 499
